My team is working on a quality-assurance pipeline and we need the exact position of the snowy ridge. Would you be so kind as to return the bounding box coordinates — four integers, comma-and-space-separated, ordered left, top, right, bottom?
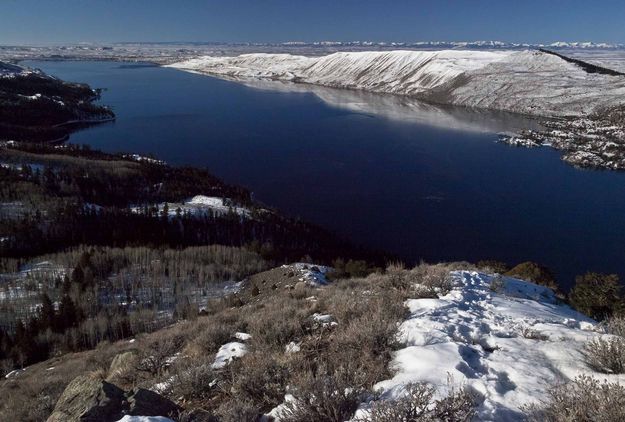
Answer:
298, 50, 507, 95
361, 271, 621, 421
169, 49, 625, 118
168, 50, 508, 95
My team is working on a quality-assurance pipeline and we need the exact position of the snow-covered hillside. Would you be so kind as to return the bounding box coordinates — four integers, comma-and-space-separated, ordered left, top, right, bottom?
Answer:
168, 50, 507, 94
168, 50, 625, 118
355, 271, 622, 421
130, 195, 252, 218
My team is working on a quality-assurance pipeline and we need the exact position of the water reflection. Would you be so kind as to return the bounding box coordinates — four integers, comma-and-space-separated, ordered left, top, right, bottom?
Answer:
234, 77, 542, 133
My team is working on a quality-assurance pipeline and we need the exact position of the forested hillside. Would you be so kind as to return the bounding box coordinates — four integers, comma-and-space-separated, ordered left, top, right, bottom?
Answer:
0, 61, 114, 142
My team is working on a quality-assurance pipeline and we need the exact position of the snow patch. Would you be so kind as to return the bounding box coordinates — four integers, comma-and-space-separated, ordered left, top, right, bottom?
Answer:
211, 341, 248, 369
281, 262, 332, 286
235, 332, 252, 341
285, 341, 301, 353
116, 417, 174, 422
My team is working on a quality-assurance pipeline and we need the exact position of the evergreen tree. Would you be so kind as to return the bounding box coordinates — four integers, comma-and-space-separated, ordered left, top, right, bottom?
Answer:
58, 295, 79, 331
71, 265, 84, 286
62, 274, 72, 295
40, 292, 56, 331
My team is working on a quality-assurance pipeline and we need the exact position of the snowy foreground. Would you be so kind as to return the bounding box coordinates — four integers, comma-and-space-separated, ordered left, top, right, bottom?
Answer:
134, 269, 621, 421
168, 49, 625, 118
354, 271, 620, 421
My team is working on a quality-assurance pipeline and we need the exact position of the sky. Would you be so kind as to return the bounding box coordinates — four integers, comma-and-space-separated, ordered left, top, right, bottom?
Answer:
1, 0, 625, 45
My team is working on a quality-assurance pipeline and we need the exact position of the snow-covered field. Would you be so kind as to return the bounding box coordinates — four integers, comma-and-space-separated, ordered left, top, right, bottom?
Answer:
356, 271, 620, 421
169, 49, 625, 119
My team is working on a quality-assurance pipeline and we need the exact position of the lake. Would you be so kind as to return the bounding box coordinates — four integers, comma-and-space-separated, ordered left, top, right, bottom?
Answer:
24, 60, 625, 289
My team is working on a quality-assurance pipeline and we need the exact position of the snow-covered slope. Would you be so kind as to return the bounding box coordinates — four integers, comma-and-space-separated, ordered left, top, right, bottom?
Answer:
168, 50, 625, 118
169, 50, 507, 95
361, 271, 622, 421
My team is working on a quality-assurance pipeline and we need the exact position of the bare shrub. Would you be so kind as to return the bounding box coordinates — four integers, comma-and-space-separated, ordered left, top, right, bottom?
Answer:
217, 398, 261, 422
368, 383, 475, 422
505, 261, 559, 291
331, 312, 400, 382
524, 375, 625, 422
520, 327, 549, 341
170, 358, 217, 402
409, 264, 454, 296
136, 336, 182, 377
191, 320, 236, 355
227, 351, 289, 410
245, 299, 307, 351
604, 315, 625, 338
280, 364, 369, 422
433, 386, 476, 421
385, 262, 408, 289
476, 260, 510, 274
368, 383, 434, 421
489, 275, 505, 293
583, 336, 625, 373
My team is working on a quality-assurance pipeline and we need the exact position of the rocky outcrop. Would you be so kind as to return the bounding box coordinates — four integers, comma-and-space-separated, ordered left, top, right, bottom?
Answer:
47, 374, 179, 422
47, 375, 126, 422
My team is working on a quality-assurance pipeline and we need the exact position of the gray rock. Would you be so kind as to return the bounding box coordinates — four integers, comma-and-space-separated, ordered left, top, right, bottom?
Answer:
126, 387, 179, 418
47, 375, 180, 422
47, 375, 125, 422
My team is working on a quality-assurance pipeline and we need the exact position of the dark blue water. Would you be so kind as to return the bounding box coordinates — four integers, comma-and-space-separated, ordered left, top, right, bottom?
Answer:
25, 60, 625, 288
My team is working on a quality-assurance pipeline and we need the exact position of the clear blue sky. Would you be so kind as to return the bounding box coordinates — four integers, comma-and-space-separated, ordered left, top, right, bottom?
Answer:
2, 0, 625, 45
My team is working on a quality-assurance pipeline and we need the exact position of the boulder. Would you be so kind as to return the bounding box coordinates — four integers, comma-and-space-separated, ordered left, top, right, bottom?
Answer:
47, 374, 125, 422
126, 388, 179, 418
47, 375, 180, 422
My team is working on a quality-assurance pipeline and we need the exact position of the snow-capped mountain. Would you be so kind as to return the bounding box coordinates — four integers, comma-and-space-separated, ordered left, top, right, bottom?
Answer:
277, 40, 625, 50
168, 49, 625, 118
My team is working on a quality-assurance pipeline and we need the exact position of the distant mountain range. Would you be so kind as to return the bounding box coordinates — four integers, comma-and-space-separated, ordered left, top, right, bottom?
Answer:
113, 40, 625, 50
275, 40, 625, 49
